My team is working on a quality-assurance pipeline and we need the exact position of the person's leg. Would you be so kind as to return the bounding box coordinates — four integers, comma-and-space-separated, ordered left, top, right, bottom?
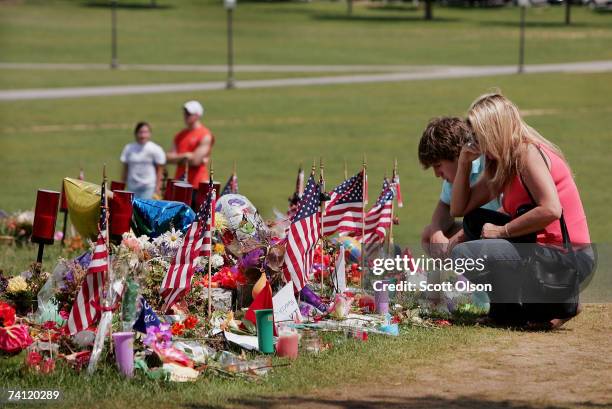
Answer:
451, 239, 526, 325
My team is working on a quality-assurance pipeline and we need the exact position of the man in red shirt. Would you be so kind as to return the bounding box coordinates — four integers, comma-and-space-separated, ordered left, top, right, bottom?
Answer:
166, 100, 214, 187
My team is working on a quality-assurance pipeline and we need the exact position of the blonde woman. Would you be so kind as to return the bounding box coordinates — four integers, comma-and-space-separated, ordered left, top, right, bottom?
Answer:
449, 92, 594, 329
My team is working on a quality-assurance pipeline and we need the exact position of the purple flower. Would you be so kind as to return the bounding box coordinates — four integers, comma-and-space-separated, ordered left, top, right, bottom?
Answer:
143, 323, 172, 349
76, 251, 92, 269
64, 271, 75, 284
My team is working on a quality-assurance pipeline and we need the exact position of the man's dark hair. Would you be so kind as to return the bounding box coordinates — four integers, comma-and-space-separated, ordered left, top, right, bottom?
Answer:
418, 117, 471, 169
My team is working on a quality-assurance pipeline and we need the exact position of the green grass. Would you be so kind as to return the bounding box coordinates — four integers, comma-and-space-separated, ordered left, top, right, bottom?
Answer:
0, 320, 494, 409
0, 0, 611, 70
1, 72, 611, 249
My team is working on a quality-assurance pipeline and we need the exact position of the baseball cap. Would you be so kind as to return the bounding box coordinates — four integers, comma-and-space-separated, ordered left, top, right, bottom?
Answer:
183, 100, 204, 117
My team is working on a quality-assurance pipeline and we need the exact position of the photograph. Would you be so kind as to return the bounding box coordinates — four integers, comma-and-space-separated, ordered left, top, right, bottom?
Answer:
0, 0, 610, 408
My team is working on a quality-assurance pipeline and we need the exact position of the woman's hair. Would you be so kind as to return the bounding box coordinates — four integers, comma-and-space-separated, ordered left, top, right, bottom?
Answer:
134, 121, 151, 136
467, 91, 565, 193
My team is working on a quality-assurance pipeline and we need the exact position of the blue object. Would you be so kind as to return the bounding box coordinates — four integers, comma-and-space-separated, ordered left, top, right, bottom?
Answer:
131, 198, 195, 238
133, 296, 161, 334
440, 156, 500, 211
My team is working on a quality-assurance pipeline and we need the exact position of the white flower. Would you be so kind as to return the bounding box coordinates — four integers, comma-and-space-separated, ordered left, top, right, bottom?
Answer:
159, 228, 183, 250
210, 254, 224, 269
137, 235, 154, 252
16, 211, 34, 225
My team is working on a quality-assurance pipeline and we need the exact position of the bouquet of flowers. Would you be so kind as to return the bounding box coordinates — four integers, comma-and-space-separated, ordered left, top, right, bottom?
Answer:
1, 263, 48, 315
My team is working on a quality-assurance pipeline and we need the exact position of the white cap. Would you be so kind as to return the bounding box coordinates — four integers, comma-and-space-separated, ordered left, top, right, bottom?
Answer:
183, 100, 204, 117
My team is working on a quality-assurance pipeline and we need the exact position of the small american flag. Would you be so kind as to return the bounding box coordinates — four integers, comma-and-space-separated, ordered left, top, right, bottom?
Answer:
67, 179, 108, 335
160, 183, 215, 311
221, 172, 238, 196
322, 170, 364, 236
283, 171, 321, 291
360, 178, 395, 259
392, 167, 403, 208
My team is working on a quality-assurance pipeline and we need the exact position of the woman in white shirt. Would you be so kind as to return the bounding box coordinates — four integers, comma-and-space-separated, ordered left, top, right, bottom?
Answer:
120, 122, 166, 199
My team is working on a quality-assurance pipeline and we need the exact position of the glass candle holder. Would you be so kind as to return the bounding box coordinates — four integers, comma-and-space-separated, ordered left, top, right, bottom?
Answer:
110, 181, 126, 192
195, 181, 221, 210
163, 179, 175, 200
109, 190, 133, 237
171, 182, 193, 207
32, 189, 60, 244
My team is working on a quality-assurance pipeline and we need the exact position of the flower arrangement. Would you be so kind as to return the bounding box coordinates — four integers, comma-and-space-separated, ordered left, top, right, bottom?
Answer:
0, 210, 34, 245
0, 263, 48, 315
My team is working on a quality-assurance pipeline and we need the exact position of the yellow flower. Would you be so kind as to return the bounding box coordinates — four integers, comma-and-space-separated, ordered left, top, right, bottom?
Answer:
214, 213, 227, 231
7, 276, 28, 293
213, 243, 225, 255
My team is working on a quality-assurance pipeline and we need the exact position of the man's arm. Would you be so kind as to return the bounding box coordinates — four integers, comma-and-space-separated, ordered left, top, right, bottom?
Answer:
188, 135, 212, 167
166, 144, 190, 164
154, 165, 164, 196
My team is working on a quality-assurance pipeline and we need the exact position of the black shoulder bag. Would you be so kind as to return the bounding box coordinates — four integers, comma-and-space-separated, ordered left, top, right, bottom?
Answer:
518, 150, 580, 321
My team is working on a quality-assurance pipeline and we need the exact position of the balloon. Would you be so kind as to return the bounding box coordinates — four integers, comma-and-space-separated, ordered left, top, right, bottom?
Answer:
132, 199, 195, 238
333, 236, 362, 264
215, 194, 266, 245
63, 178, 103, 240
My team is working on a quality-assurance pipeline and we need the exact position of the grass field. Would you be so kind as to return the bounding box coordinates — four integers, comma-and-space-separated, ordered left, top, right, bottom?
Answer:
1, 0, 611, 72
1, 72, 611, 246
1, 1, 611, 408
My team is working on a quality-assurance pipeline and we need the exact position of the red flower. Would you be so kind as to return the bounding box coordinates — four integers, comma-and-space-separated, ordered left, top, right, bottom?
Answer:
26, 350, 43, 368
171, 322, 185, 336
183, 315, 198, 330
0, 302, 16, 327
434, 319, 452, 327
59, 310, 69, 320
41, 321, 57, 331
391, 315, 401, 324
0, 324, 33, 353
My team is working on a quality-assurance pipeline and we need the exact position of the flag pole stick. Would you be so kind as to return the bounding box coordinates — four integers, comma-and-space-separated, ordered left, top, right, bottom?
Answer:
344, 158, 348, 180
208, 161, 214, 318
361, 155, 367, 291
319, 157, 325, 292
103, 165, 114, 357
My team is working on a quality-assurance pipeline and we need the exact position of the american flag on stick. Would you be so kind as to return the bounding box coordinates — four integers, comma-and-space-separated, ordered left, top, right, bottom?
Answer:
67, 178, 108, 335
359, 178, 395, 259
283, 171, 321, 291
221, 163, 239, 196
322, 170, 364, 236
160, 181, 215, 312
393, 158, 403, 208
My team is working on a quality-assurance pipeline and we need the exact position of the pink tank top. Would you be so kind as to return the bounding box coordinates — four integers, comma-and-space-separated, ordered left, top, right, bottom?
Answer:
502, 145, 590, 245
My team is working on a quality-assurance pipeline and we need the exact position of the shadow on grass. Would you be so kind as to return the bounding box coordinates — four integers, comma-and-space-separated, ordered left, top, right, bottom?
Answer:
478, 19, 609, 28
82, 1, 174, 10
184, 395, 612, 409
312, 13, 461, 22
366, 4, 420, 12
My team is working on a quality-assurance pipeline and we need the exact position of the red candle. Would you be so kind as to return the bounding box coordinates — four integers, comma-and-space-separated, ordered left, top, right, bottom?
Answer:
172, 182, 193, 207
110, 181, 126, 192
276, 332, 299, 359
32, 189, 60, 244
163, 179, 175, 201
110, 190, 133, 236
59, 182, 68, 213
195, 181, 221, 210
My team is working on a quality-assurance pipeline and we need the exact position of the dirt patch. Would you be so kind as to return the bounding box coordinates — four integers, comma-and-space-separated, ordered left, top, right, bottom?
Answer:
232, 304, 612, 409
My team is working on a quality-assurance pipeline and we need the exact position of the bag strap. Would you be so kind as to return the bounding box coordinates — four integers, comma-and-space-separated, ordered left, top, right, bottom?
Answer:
519, 145, 572, 250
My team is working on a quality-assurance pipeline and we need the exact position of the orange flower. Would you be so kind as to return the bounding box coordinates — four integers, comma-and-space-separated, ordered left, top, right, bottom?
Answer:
171, 322, 185, 336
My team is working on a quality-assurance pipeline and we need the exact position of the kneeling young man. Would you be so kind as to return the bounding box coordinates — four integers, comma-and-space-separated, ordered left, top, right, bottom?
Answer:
418, 117, 499, 257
